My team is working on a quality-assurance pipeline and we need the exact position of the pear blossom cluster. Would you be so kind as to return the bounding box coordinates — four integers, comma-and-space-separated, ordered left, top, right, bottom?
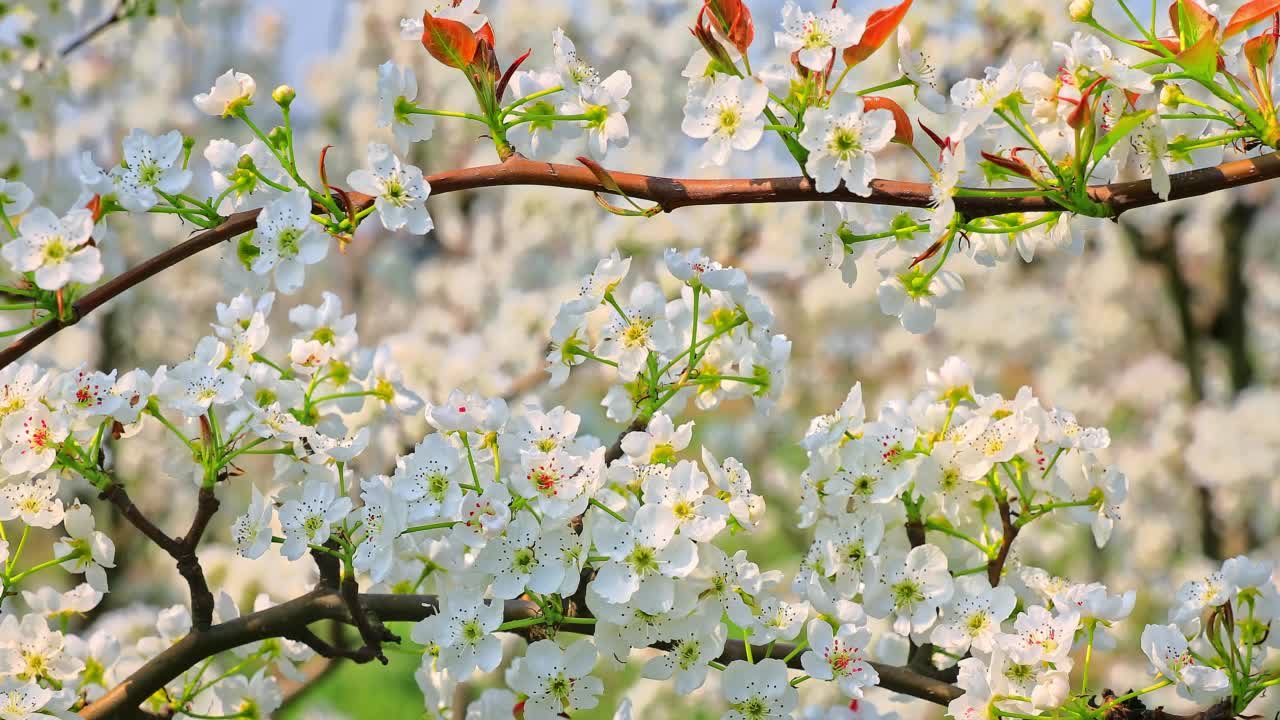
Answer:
546, 247, 790, 421
1, 0, 1280, 719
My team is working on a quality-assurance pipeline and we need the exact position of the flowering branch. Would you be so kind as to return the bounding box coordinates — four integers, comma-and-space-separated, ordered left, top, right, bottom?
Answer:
80, 586, 1247, 720
79, 589, 962, 719
5, 150, 1280, 373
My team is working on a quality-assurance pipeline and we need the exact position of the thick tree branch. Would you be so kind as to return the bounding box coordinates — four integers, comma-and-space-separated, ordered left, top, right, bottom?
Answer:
424, 153, 1280, 217
79, 590, 959, 719
99, 483, 220, 631
83, 587, 1251, 720
6, 151, 1280, 371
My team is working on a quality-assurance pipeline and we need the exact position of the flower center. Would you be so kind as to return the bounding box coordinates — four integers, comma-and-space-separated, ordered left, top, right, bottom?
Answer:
626, 545, 660, 575
718, 108, 741, 134
43, 238, 69, 263
278, 228, 302, 256
965, 612, 990, 636
829, 127, 862, 157
891, 578, 925, 610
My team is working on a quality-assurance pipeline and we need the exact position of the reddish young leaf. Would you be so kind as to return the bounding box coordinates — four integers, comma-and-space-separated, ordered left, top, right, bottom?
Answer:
1067, 76, 1105, 129
1225, 0, 1280, 37
918, 119, 949, 151
496, 48, 533, 101
862, 95, 914, 144
691, 17, 737, 72
981, 150, 1033, 178
1245, 30, 1277, 69
704, 0, 755, 54
843, 0, 913, 66
421, 12, 480, 69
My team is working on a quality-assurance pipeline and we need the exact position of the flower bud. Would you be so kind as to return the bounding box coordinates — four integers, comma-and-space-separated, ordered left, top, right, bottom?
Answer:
272, 84, 296, 108
267, 126, 289, 150
1068, 0, 1094, 22
1160, 83, 1185, 109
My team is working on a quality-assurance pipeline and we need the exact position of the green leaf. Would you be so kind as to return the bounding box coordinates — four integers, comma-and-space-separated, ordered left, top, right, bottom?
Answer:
1092, 109, 1155, 165
1175, 30, 1221, 82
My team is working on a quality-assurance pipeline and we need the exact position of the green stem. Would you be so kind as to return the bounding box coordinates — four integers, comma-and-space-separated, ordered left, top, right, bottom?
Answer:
7, 550, 83, 585
401, 521, 459, 535
0, 319, 44, 337
856, 76, 912, 96
459, 431, 484, 492
502, 85, 564, 114
310, 390, 379, 405
409, 107, 488, 122
588, 498, 626, 523
0, 206, 17, 238
497, 616, 548, 632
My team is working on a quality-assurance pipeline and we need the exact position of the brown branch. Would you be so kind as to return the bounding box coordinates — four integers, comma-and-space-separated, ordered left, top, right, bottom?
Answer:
84, 586, 1255, 720
988, 497, 1020, 587
424, 153, 1280, 217
6, 151, 1280, 372
99, 483, 220, 630
79, 590, 960, 719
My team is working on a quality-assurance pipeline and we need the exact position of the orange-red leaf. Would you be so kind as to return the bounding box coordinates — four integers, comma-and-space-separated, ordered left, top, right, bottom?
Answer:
843, 0, 913, 66
862, 95, 913, 144
421, 13, 480, 69
1245, 30, 1277, 68
1225, 0, 1280, 37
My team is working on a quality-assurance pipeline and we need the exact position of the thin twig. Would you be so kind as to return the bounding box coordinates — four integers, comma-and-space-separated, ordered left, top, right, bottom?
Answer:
59, 1, 127, 58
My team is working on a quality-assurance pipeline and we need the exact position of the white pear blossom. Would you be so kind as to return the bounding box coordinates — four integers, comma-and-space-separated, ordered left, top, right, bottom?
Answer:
506, 639, 602, 720
774, 2, 865, 71
194, 69, 257, 117
110, 129, 192, 212
721, 658, 798, 720
53, 502, 116, 592
231, 486, 274, 559
800, 94, 896, 195
682, 75, 769, 166
864, 544, 955, 635
346, 143, 434, 235
250, 188, 329, 294
801, 620, 879, 698
376, 61, 434, 149
277, 476, 353, 561
1, 207, 100, 291
1141, 624, 1231, 703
